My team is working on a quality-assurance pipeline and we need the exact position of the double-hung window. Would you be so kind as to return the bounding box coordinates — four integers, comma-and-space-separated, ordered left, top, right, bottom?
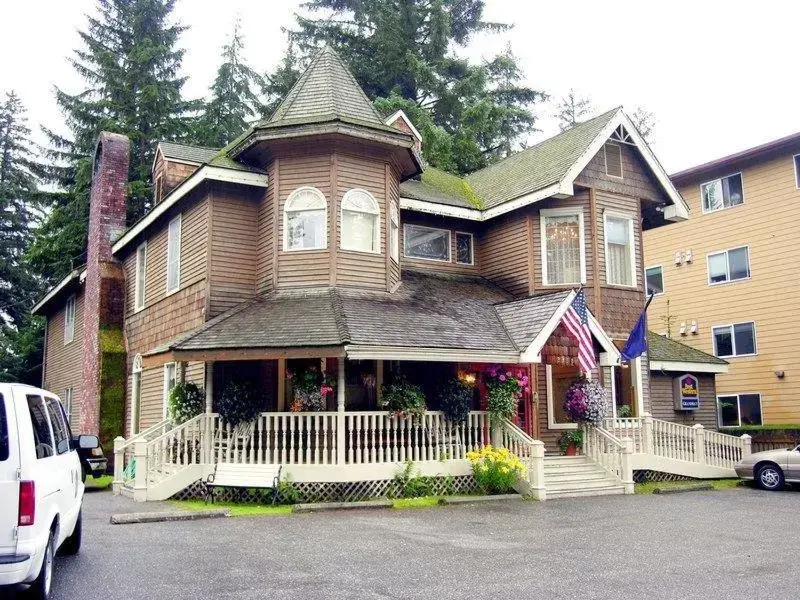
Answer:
707, 246, 750, 284
64, 295, 76, 344
135, 242, 147, 310
284, 187, 327, 251
604, 213, 636, 286
712, 321, 756, 357
166, 215, 181, 293
645, 265, 664, 295
541, 208, 585, 285
718, 393, 762, 427
701, 173, 744, 213
341, 189, 379, 253
404, 224, 451, 262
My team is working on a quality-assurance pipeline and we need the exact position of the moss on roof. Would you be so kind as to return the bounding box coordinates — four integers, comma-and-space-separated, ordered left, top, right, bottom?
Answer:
647, 332, 728, 365
419, 167, 483, 209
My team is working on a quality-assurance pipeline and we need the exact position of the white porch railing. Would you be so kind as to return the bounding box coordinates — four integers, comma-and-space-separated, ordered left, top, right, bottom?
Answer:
500, 419, 546, 500
112, 418, 173, 493
583, 425, 634, 492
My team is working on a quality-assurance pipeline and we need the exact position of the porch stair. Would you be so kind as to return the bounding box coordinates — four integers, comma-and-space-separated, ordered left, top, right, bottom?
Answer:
543, 456, 627, 499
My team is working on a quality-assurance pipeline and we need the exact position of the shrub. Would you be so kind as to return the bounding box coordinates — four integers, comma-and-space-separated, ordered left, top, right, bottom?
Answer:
563, 377, 607, 426
466, 445, 526, 494
167, 381, 205, 425
217, 380, 261, 427
276, 473, 301, 505
390, 460, 435, 498
438, 378, 473, 423
379, 376, 426, 420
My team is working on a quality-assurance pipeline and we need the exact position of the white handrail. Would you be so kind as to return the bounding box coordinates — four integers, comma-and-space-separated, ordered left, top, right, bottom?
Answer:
584, 425, 633, 488
501, 420, 536, 459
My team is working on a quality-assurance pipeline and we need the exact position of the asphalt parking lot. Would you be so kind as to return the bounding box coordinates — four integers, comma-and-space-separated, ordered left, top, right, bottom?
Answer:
13, 485, 800, 599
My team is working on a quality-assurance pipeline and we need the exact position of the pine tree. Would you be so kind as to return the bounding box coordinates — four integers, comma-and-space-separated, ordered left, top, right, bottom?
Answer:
263, 43, 303, 118
554, 89, 593, 132
271, 0, 544, 174
194, 21, 266, 147
28, 0, 197, 281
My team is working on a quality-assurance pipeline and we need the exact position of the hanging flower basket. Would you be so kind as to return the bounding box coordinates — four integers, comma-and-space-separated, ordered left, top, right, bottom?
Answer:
563, 377, 607, 426
286, 365, 334, 412
484, 366, 530, 424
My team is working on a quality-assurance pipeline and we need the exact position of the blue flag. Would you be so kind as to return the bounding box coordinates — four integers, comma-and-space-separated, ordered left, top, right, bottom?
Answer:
620, 308, 648, 362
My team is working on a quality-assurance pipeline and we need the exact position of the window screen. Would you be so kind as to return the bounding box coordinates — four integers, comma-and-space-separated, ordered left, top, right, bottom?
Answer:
27, 395, 54, 459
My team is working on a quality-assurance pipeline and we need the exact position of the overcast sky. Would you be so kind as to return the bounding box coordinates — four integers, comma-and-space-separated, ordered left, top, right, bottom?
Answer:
2, 0, 798, 173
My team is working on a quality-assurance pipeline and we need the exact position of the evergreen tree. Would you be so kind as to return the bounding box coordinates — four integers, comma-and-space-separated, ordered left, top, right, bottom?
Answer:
194, 21, 266, 147
554, 89, 593, 132
28, 0, 196, 281
263, 42, 303, 118
271, 0, 544, 174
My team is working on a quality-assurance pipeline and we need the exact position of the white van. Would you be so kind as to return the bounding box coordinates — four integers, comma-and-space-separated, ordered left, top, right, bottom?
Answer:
0, 383, 97, 599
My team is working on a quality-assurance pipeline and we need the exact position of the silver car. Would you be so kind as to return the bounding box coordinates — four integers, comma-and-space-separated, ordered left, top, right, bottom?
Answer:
735, 445, 800, 490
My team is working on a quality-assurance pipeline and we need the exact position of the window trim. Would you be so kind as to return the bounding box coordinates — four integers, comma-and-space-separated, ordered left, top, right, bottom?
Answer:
604, 142, 623, 179
603, 211, 637, 288
64, 294, 76, 345
455, 231, 475, 266
283, 186, 328, 252
700, 172, 744, 214
717, 392, 763, 427
711, 321, 758, 358
540, 207, 587, 286
163, 362, 177, 420
706, 245, 751, 286
134, 241, 147, 311
793, 154, 800, 190
644, 264, 665, 296
403, 223, 452, 263
340, 188, 381, 254
166, 214, 182, 295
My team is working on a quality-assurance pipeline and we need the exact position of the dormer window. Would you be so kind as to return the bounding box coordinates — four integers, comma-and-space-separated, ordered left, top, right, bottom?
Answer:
341, 189, 380, 253
604, 142, 623, 178
284, 187, 327, 251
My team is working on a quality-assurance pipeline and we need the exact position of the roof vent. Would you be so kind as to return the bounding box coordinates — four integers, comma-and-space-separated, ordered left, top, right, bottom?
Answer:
604, 142, 623, 178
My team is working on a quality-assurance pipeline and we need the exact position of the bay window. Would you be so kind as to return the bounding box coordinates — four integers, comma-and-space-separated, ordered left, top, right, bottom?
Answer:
341, 189, 380, 253
701, 173, 744, 213
541, 208, 585, 285
404, 224, 451, 262
284, 187, 327, 251
604, 213, 635, 286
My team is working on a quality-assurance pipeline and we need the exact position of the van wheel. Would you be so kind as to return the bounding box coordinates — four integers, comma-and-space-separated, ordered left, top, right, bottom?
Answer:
60, 511, 82, 555
25, 530, 54, 599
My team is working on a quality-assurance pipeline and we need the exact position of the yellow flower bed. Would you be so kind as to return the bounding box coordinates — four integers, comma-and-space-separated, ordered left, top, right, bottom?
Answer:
466, 445, 526, 494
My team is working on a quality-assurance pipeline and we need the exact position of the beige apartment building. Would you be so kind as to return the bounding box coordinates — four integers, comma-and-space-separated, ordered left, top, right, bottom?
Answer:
644, 133, 800, 427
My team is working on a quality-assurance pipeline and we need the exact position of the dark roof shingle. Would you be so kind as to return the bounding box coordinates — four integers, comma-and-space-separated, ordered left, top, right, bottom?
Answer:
647, 332, 727, 365
158, 141, 219, 164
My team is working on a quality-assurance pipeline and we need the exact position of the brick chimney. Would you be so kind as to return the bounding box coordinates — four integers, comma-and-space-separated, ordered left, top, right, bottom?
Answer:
79, 132, 129, 437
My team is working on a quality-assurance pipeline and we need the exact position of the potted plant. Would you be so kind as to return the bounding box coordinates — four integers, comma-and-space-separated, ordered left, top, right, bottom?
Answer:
286, 365, 334, 412
563, 377, 608, 426
558, 430, 584, 456
379, 376, 426, 420
484, 366, 530, 424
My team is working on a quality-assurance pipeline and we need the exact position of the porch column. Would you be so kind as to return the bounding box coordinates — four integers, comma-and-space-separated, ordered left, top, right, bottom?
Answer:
204, 361, 214, 413
336, 358, 346, 465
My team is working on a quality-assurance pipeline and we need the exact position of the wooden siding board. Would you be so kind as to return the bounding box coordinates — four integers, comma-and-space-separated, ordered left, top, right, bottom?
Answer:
649, 372, 718, 430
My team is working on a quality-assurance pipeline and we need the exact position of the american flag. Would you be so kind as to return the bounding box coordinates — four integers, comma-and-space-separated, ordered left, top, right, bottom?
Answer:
562, 290, 596, 374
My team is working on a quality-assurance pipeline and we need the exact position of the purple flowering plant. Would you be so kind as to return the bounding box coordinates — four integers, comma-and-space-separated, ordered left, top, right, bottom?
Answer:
563, 377, 607, 426
485, 366, 530, 423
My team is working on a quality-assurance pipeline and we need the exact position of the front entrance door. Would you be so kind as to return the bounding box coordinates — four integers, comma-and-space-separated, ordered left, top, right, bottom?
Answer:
546, 364, 581, 430
614, 365, 636, 417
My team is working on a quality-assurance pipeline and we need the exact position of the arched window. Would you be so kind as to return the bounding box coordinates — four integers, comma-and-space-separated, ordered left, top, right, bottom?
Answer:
284, 187, 327, 250
341, 189, 380, 253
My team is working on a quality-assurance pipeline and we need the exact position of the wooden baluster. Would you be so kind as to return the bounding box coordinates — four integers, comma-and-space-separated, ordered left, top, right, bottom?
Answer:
278, 415, 285, 464
368, 414, 375, 463
346, 415, 353, 464
302, 415, 309, 464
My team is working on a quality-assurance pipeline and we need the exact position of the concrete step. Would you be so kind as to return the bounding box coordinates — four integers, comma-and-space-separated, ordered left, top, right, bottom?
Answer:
544, 471, 610, 484
544, 455, 591, 465
544, 464, 604, 475
547, 485, 626, 500
547, 478, 621, 491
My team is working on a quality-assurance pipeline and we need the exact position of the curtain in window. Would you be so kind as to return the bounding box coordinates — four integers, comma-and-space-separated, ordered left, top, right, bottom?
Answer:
285, 188, 327, 250
606, 216, 632, 286
341, 190, 379, 252
545, 215, 580, 283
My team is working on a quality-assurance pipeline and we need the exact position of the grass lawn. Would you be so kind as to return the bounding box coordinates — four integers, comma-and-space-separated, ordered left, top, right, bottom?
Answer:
170, 499, 293, 517
635, 478, 742, 494
85, 475, 113, 490
391, 496, 442, 509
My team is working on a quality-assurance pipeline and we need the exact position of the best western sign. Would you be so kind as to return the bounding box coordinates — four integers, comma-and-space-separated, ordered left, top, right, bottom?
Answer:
673, 374, 700, 411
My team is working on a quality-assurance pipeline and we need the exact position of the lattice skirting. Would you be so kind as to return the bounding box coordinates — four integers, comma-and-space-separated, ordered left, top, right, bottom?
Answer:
633, 470, 696, 483
171, 474, 480, 504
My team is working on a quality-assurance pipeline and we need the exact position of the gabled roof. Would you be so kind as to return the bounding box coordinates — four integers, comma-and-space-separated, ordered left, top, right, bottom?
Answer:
647, 332, 728, 373
31, 267, 86, 315
157, 142, 219, 165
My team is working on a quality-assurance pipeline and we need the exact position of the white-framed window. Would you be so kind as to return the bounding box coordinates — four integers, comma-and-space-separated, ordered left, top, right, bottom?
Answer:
163, 362, 177, 419
645, 265, 664, 295
604, 142, 623, 178
604, 213, 636, 287
404, 224, 451, 262
63, 387, 73, 421
794, 154, 800, 189
389, 205, 399, 263
166, 214, 181, 294
717, 393, 762, 427
135, 241, 147, 311
546, 364, 580, 430
131, 354, 142, 434
707, 246, 750, 284
712, 321, 757, 358
64, 295, 76, 344
701, 173, 744, 213
541, 208, 586, 285
341, 189, 380, 253
455, 232, 474, 265
284, 187, 327, 251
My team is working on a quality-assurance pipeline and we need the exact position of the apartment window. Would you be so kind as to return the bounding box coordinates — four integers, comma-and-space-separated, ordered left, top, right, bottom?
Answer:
64, 295, 76, 344
645, 265, 664, 295
707, 246, 750, 284
341, 189, 380, 253
166, 215, 181, 293
604, 214, 635, 286
712, 322, 756, 357
718, 393, 762, 427
455, 232, 474, 265
541, 208, 585, 285
63, 387, 73, 421
284, 187, 327, 251
389, 205, 399, 263
135, 242, 147, 310
701, 173, 744, 213
404, 224, 451, 262
163, 362, 177, 419
604, 142, 623, 178
794, 154, 800, 189
131, 354, 142, 434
